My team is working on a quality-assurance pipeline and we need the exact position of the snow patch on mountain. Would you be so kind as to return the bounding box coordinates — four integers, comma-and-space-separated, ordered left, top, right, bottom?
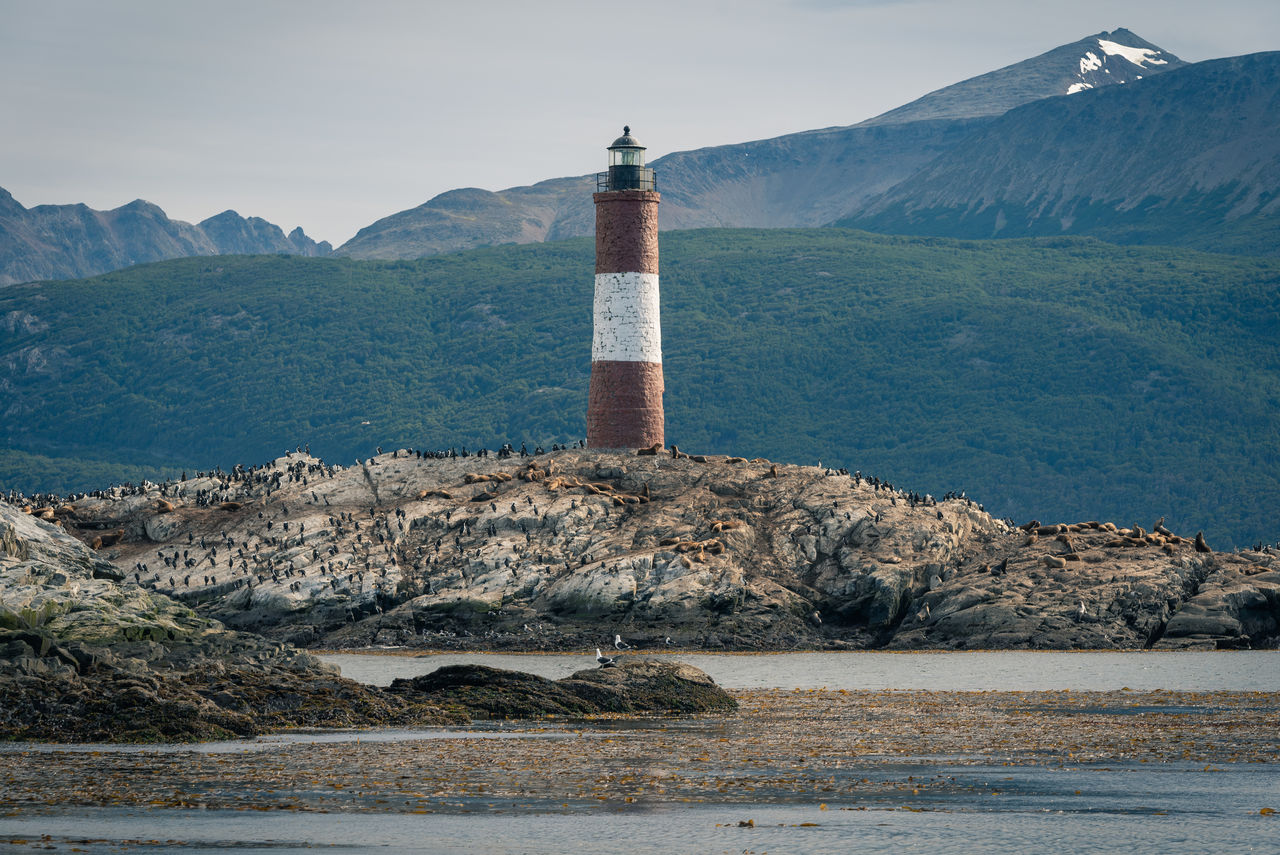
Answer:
1067, 82, 1093, 94
1097, 38, 1168, 67
1080, 52, 1102, 73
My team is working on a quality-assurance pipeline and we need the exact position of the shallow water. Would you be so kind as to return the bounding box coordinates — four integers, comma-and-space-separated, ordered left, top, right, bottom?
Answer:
5, 763, 1277, 854
0, 725, 569, 755
320, 649, 1280, 691
5, 653, 1278, 853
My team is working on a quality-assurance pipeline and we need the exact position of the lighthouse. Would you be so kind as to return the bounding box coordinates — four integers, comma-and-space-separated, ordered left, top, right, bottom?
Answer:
587, 126, 664, 449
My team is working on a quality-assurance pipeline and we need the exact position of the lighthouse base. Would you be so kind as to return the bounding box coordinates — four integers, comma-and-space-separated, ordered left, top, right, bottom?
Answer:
586, 360, 664, 449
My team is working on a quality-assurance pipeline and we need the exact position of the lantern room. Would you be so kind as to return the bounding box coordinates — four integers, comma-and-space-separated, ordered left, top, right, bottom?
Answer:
599, 125, 656, 192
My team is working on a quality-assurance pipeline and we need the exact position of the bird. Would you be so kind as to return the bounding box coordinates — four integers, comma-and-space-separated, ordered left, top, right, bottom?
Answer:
614, 634, 631, 650
1077, 600, 1087, 619
596, 648, 617, 668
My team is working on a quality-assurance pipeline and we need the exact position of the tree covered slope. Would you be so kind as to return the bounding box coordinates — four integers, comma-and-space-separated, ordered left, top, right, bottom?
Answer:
2, 229, 1277, 548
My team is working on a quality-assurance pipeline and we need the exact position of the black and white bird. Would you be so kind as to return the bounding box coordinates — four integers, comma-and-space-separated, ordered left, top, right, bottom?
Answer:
596, 648, 617, 668
614, 634, 631, 650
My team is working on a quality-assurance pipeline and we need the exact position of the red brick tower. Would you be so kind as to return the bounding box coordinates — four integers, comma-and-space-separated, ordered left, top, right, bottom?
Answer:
587, 126, 663, 449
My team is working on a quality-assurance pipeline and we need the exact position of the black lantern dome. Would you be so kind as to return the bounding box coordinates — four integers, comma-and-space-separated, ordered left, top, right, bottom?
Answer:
600, 125, 656, 192
609, 126, 642, 153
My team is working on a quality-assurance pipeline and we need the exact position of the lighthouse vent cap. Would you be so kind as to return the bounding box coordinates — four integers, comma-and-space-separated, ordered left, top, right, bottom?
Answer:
610, 126, 643, 149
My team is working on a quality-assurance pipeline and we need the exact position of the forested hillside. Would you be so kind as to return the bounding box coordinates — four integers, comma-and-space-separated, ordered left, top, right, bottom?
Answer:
2, 229, 1277, 547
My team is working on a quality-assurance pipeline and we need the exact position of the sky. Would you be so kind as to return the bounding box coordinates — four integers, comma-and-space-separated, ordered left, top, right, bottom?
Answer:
2, 0, 1277, 246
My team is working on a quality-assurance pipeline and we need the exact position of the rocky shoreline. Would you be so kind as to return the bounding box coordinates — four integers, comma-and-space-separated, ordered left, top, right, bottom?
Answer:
13, 448, 1276, 652
0, 498, 732, 741
4, 447, 1278, 741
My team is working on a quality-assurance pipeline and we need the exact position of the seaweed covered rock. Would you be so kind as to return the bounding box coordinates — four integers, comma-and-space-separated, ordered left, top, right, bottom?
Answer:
389, 659, 737, 719
562, 659, 737, 714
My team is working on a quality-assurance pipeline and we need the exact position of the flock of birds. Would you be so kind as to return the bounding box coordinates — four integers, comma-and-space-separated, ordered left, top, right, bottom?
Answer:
595, 633, 674, 667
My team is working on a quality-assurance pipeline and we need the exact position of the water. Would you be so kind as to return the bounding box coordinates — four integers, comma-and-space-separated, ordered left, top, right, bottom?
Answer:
319, 649, 1280, 691
4, 652, 1277, 854
0, 726, 569, 755
7, 764, 1279, 854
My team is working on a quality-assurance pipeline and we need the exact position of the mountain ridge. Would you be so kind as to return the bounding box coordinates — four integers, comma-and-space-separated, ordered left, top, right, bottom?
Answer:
0, 29, 1216, 279
0, 191, 332, 286
841, 50, 1280, 249
859, 27, 1178, 126
335, 28, 1190, 259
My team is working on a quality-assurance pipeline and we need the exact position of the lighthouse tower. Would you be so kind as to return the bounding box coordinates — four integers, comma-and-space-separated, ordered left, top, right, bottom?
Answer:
587, 126, 663, 449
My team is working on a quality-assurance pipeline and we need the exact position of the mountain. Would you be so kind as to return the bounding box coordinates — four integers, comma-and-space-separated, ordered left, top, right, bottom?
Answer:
859, 27, 1178, 125
0, 189, 331, 286
2, 230, 1277, 550
0, 30, 1192, 279
841, 51, 1280, 253
338, 29, 1185, 259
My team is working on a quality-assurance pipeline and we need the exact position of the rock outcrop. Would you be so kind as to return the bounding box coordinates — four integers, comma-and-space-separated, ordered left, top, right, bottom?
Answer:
22, 448, 1277, 651
387, 659, 736, 719
889, 522, 1280, 650
0, 501, 461, 741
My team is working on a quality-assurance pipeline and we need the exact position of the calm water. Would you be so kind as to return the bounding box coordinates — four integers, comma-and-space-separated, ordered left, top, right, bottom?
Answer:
319, 649, 1280, 691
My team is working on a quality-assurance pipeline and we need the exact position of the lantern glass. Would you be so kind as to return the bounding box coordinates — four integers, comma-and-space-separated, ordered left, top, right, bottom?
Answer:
609, 147, 644, 168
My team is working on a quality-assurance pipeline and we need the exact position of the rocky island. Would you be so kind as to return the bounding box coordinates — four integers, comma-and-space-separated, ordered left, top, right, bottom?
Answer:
8, 447, 1277, 654
0, 495, 735, 741
4, 446, 1278, 741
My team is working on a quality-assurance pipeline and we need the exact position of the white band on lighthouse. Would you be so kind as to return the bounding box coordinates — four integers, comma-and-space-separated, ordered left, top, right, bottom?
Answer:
591, 271, 662, 364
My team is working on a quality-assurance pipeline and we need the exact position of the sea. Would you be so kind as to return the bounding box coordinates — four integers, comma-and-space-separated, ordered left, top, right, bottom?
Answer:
2, 651, 1277, 854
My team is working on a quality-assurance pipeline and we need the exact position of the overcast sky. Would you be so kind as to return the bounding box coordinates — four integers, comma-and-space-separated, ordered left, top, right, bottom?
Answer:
2, 0, 1276, 245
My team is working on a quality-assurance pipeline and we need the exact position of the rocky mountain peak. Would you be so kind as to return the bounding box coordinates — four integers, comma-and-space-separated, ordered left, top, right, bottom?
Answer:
0, 187, 24, 216
113, 198, 168, 218
859, 28, 1185, 127
1066, 28, 1179, 94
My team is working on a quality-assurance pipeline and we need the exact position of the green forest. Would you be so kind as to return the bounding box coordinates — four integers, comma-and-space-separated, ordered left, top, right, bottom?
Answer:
2, 228, 1277, 548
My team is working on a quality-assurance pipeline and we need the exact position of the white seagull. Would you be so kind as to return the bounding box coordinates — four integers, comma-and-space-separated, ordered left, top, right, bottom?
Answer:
614, 634, 631, 650
596, 648, 617, 668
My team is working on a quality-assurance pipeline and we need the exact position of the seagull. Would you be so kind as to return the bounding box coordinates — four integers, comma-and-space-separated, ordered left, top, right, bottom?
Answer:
1078, 600, 1087, 618
614, 634, 631, 650
663, 636, 673, 646
596, 648, 617, 668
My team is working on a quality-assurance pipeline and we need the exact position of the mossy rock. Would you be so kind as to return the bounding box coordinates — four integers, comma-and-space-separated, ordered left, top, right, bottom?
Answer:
389, 659, 736, 719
